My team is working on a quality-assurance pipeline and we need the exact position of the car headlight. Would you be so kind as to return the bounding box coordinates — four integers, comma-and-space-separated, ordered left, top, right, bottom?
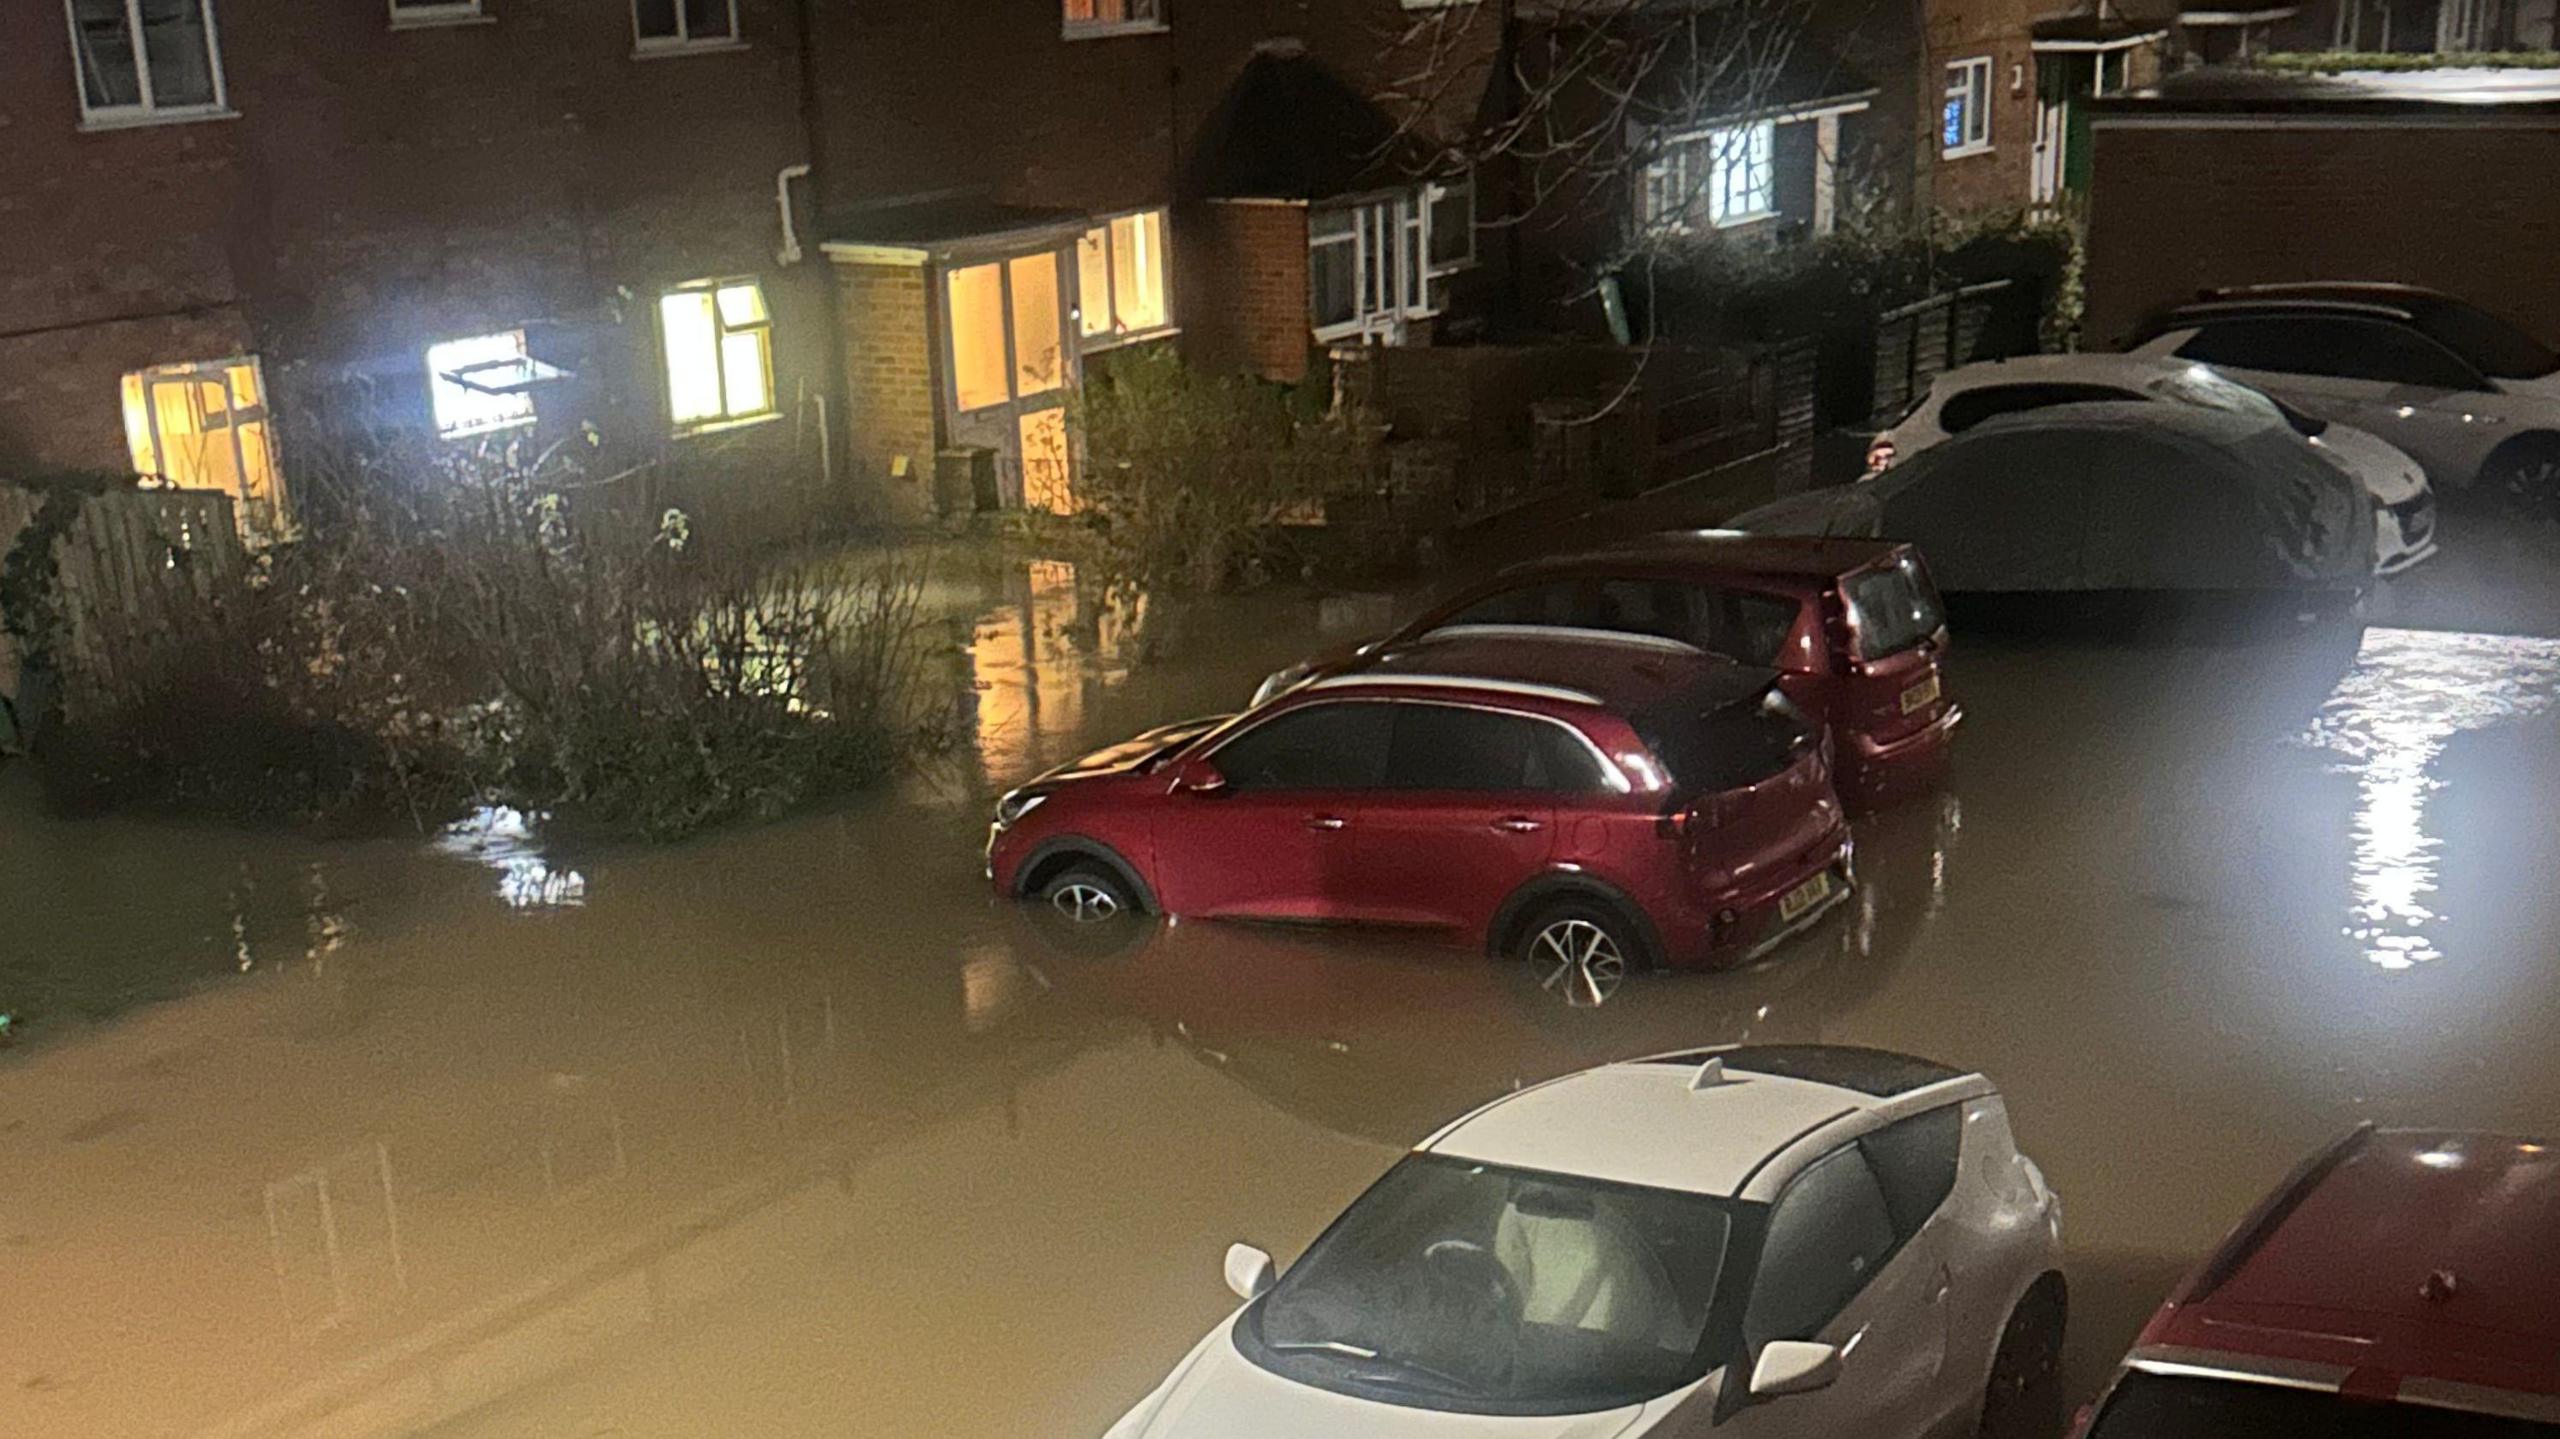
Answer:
1250, 663, 1314, 708
993, 790, 1048, 829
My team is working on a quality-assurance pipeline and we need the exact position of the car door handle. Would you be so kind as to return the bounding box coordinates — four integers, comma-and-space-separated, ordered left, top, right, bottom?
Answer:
1306, 814, 1347, 831
1493, 816, 1544, 833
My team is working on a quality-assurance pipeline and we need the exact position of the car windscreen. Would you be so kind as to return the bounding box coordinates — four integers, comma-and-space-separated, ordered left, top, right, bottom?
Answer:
1238, 1154, 1744, 1417
2409, 297, 2560, 380
1938, 383, 2144, 433
1844, 556, 1944, 660
1634, 687, 1812, 794
2088, 1370, 2560, 1438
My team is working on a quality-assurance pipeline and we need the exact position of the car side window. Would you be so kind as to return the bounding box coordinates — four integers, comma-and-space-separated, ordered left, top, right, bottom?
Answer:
1697, 588, 1803, 667
1446, 580, 1584, 628
2176, 317, 2483, 390
1938, 383, 2143, 433
1384, 704, 1605, 792
1858, 1106, 1963, 1242
1211, 702, 1391, 790
1744, 1144, 1898, 1350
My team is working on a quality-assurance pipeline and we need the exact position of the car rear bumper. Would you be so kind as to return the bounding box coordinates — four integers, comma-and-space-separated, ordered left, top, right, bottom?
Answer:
1661, 828, 1856, 970
1839, 703, 1962, 805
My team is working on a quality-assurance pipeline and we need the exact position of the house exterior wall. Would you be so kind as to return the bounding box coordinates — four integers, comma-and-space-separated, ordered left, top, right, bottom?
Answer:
829, 256, 942, 523
0, 0, 816, 492
1184, 202, 1315, 383
2083, 115, 2560, 346
1924, 5, 2042, 214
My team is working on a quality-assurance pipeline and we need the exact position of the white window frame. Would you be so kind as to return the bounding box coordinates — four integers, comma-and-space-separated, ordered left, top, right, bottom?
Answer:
631, 0, 741, 56
1310, 188, 1442, 344
389, 0, 489, 30
1641, 121, 1776, 232
1076, 209, 1178, 351
1424, 177, 1477, 274
1061, 0, 1167, 40
1943, 56, 1993, 157
658, 278, 778, 435
64, 0, 232, 131
427, 330, 540, 439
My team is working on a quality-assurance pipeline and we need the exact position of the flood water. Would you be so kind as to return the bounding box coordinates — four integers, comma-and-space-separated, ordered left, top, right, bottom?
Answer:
10, 518, 2560, 1438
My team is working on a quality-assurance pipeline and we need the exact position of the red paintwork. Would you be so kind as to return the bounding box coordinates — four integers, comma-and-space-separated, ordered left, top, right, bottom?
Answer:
2136, 1128, 2560, 1404
1306, 532, 1960, 812
987, 638, 1851, 971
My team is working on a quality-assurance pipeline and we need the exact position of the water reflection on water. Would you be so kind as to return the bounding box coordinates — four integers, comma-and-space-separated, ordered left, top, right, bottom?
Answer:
2298, 627, 2560, 970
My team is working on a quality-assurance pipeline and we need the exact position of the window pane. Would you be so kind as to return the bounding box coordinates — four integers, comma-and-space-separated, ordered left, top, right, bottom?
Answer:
1311, 241, 1357, 327
947, 263, 1010, 411
1077, 227, 1111, 338
1310, 208, 1357, 241
660, 291, 724, 425
720, 329, 770, 417
1212, 703, 1392, 790
1860, 1107, 1963, 1241
1745, 1146, 1897, 1350
1429, 184, 1472, 268
1020, 406, 1072, 512
1111, 211, 1166, 332
427, 331, 537, 438
1402, 213, 1423, 312
634, 0, 679, 39
140, 0, 216, 108
72, 0, 142, 109
1009, 254, 1063, 395
1384, 705, 1540, 790
715, 282, 766, 327
682, 0, 732, 39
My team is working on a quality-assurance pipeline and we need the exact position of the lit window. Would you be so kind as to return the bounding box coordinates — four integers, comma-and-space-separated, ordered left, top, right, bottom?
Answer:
1019, 406, 1072, 513
1640, 122, 1774, 231
121, 357, 288, 539
1062, 0, 1165, 37
1077, 210, 1172, 345
947, 253, 1068, 412
67, 0, 228, 127
389, 0, 484, 28
1944, 57, 1992, 155
1309, 189, 1441, 342
427, 331, 538, 438
632, 0, 736, 52
658, 280, 774, 433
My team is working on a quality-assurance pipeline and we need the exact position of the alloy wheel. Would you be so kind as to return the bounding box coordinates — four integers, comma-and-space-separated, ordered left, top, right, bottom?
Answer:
1529, 918, 1626, 1008
1049, 881, 1121, 923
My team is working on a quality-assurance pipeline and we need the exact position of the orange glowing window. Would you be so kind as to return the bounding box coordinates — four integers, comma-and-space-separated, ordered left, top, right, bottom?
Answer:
947, 262, 1010, 412
120, 357, 289, 540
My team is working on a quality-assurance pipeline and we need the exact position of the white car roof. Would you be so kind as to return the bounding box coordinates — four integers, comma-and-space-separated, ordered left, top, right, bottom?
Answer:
1416, 1046, 1992, 1204
1930, 352, 2202, 394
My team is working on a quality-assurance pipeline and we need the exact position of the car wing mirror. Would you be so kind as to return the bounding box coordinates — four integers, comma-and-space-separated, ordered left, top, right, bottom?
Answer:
1749, 1340, 1842, 1399
1223, 1242, 1275, 1301
1177, 759, 1228, 795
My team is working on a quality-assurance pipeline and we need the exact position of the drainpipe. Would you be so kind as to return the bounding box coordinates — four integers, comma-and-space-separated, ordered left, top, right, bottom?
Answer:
775, 162, 813, 266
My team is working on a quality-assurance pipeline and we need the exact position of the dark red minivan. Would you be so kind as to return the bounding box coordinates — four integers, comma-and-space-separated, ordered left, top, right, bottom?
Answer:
1252, 532, 1960, 810
988, 632, 1853, 980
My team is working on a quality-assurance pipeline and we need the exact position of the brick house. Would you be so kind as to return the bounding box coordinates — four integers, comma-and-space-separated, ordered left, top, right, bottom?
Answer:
0, 0, 821, 539
2082, 67, 2560, 347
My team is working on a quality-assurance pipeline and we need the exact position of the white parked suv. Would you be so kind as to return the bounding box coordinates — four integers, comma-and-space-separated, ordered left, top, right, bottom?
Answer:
1105, 1046, 2066, 1439
1871, 353, 2436, 575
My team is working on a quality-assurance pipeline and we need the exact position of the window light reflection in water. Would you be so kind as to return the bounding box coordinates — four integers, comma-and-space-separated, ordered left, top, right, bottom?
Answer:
2297, 628, 2560, 970
435, 806, 589, 910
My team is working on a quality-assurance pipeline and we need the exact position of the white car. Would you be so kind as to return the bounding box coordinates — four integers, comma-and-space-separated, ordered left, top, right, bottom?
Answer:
1872, 353, 2436, 575
1105, 1046, 2065, 1439
2124, 285, 2560, 514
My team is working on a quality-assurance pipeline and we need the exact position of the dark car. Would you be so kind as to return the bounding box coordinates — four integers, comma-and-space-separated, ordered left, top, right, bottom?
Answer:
988, 631, 1854, 975
1732, 403, 2374, 614
1251, 533, 1959, 811
2077, 1125, 2560, 1437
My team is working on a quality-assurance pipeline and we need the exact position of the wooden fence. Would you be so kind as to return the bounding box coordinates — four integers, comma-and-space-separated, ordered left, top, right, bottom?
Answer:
0, 486, 244, 717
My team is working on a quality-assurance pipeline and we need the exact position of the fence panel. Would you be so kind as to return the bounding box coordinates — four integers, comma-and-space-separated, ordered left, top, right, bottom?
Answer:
0, 486, 241, 716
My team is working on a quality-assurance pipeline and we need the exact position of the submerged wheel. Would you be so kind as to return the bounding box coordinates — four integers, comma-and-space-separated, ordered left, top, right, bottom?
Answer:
1037, 862, 1135, 924
1979, 1278, 2067, 1439
2481, 435, 2560, 520
1514, 902, 1640, 1008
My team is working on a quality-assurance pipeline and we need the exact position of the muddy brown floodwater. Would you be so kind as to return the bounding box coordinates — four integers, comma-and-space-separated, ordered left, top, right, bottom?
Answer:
9, 521, 2560, 1439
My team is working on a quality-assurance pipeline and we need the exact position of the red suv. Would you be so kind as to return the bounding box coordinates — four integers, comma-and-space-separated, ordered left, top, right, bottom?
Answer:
1252, 532, 1959, 810
988, 631, 1853, 978
2077, 1125, 2560, 1437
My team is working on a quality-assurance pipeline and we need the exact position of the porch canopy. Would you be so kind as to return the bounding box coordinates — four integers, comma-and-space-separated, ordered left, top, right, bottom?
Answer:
819, 193, 1097, 264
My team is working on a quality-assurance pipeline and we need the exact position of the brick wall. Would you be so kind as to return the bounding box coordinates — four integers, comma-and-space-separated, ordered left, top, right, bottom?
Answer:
2084, 118, 2560, 347
1922, 0, 2042, 214
831, 258, 941, 524
1183, 202, 1313, 383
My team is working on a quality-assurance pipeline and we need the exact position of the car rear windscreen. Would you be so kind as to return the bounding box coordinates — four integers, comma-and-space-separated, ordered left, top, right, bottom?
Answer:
1845, 558, 1944, 660
1635, 688, 1812, 793
1939, 383, 2143, 433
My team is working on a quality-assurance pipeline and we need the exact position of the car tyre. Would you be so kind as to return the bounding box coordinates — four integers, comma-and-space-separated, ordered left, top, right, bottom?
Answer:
1037, 862, 1137, 924
1978, 1277, 2066, 1439
2481, 434, 2560, 521
1514, 900, 1644, 1008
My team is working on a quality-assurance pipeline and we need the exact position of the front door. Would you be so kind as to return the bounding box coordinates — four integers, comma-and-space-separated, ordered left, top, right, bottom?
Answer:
1151, 700, 1389, 922
942, 247, 1076, 511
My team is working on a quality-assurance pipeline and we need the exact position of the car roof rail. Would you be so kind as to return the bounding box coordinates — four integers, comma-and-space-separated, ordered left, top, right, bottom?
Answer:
1412, 624, 1707, 656
1303, 673, 1605, 706
2174, 1122, 2378, 1307
2171, 298, 2416, 325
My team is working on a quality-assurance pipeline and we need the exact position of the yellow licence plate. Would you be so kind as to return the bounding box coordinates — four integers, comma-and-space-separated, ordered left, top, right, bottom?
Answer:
1780, 871, 1833, 922
1900, 674, 1941, 715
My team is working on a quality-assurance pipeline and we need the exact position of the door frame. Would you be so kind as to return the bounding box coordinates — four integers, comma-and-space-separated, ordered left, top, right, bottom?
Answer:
935, 238, 1082, 511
